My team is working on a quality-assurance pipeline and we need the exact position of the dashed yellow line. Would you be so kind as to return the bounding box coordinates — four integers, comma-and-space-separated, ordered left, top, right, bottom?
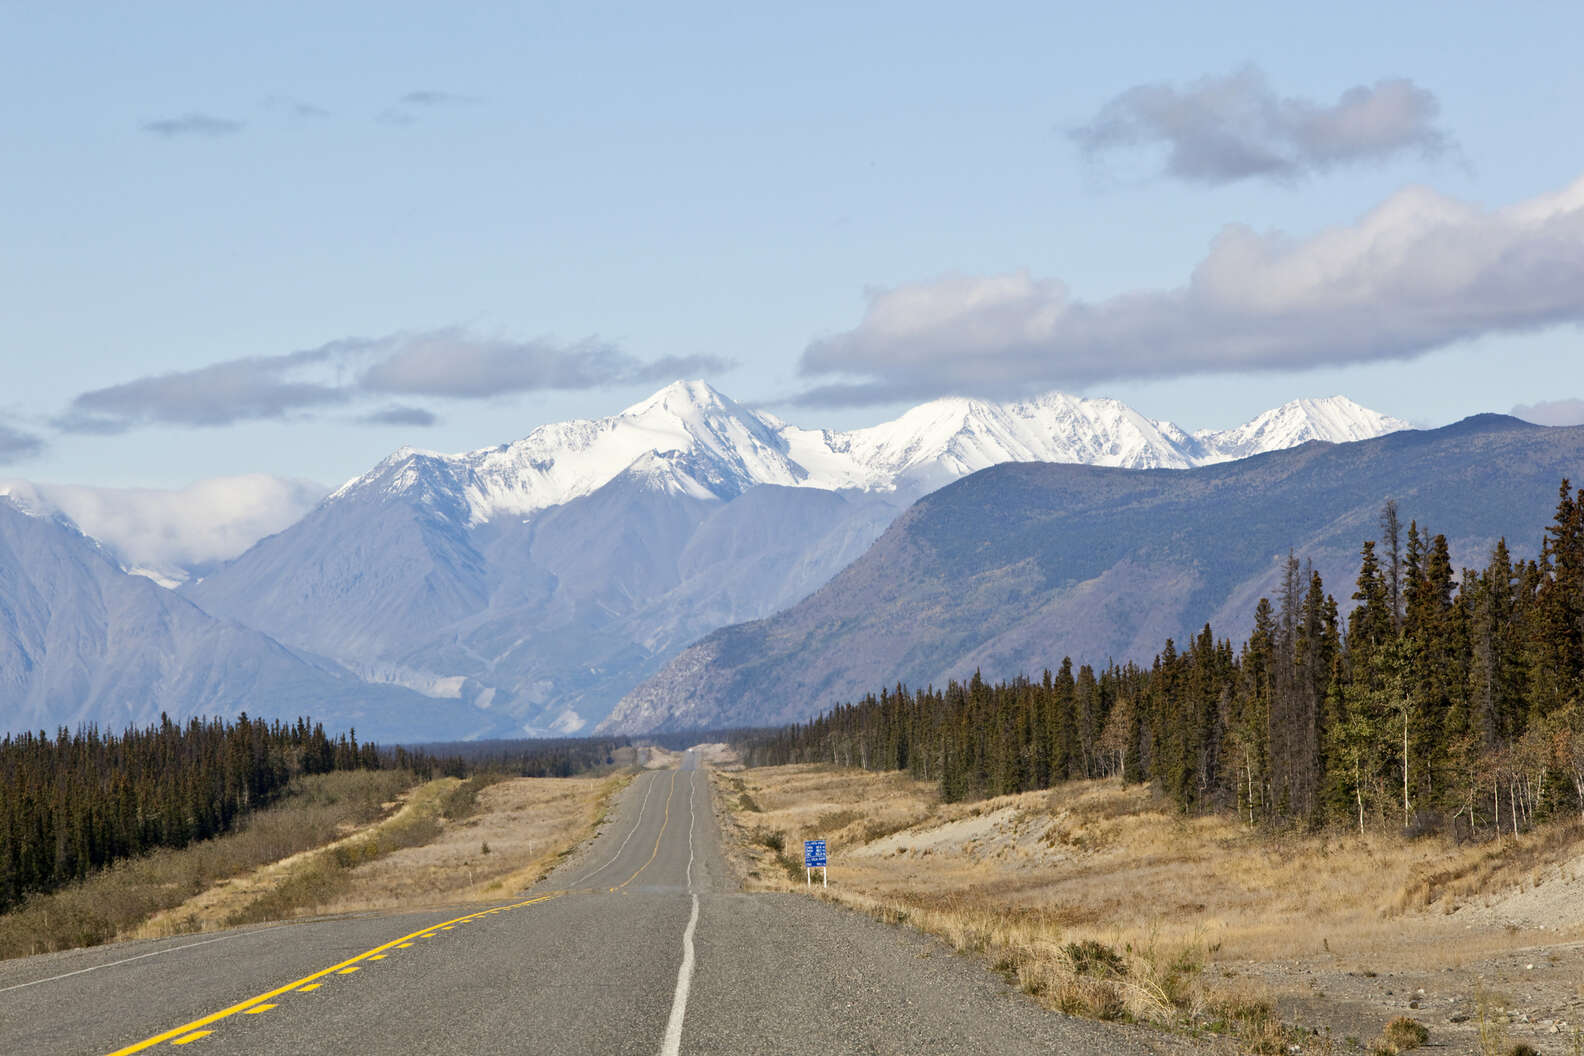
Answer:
102, 895, 558, 1055
611, 770, 678, 892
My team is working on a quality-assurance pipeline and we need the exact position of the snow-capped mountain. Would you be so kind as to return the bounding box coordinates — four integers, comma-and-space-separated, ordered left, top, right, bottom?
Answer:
1195, 396, 1409, 462
177, 381, 1404, 737
605, 414, 1581, 736
0, 496, 492, 740
332, 382, 808, 524
327, 380, 1406, 520
0, 475, 329, 587
13, 380, 1407, 740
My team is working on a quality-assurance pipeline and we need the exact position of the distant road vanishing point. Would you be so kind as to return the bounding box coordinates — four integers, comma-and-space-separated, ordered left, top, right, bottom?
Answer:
0, 753, 1161, 1055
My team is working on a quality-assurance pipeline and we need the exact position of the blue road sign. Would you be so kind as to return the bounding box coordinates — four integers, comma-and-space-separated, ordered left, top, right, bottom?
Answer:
804, 839, 827, 867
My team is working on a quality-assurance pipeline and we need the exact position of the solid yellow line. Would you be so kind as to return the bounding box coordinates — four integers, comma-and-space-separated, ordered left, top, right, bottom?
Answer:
611, 770, 678, 891
103, 895, 558, 1055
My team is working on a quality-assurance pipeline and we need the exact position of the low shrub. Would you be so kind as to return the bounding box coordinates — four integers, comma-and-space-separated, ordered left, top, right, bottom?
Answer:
1379, 1015, 1429, 1052
1064, 938, 1127, 978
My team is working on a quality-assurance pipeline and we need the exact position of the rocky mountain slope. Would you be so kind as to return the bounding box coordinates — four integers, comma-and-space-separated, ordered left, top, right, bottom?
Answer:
183, 382, 1405, 736
603, 415, 1583, 733
0, 499, 495, 740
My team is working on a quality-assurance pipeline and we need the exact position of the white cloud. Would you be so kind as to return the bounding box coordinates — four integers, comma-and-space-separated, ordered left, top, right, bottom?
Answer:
1513, 398, 1584, 427
0, 423, 43, 463
58, 330, 735, 433
1071, 67, 1450, 185
797, 174, 1584, 404
0, 475, 330, 581
141, 113, 244, 138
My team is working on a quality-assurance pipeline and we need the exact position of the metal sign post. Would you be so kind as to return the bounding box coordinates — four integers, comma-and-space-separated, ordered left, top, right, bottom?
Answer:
803, 839, 827, 888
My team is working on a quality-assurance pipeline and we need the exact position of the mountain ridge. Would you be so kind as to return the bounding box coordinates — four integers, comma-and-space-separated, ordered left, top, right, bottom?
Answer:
321, 381, 1408, 530
2, 381, 1410, 741
602, 414, 1583, 734
181, 381, 1407, 735
0, 497, 498, 740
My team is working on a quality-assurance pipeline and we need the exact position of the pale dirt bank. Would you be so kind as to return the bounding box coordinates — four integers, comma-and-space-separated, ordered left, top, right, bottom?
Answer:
717, 763, 1584, 1054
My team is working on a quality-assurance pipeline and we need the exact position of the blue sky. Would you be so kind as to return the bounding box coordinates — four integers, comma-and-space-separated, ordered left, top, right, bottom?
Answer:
4, 1, 1584, 488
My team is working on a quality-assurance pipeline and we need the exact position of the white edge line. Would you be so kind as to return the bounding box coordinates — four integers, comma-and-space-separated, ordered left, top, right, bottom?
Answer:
573, 770, 659, 886
659, 756, 701, 1056
0, 933, 243, 995
658, 895, 700, 1056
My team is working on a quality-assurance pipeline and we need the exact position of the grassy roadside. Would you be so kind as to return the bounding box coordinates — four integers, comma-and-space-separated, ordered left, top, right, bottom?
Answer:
714, 764, 1584, 1055
146, 770, 634, 929
218, 776, 468, 927
1, 767, 636, 959
0, 769, 416, 959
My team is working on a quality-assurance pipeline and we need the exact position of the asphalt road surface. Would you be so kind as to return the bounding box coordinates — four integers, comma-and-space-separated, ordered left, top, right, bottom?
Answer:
0, 752, 1166, 1055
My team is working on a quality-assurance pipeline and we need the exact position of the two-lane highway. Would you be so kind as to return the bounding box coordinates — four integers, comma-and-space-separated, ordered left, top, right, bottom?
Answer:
0, 753, 1165, 1055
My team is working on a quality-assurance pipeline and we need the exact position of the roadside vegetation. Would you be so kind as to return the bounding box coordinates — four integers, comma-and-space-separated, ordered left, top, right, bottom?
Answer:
0, 717, 645, 960
0, 714, 423, 917
739, 485, 1584, 844
716, 763, 1584, 1055
0, 768, 412, 958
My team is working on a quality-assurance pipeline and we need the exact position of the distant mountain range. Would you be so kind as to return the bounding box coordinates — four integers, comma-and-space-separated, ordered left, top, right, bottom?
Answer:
0, 475, 328, 587
0, 501, 493, 740
603, 414, 1584, 734
1, 382, 1408, 739
323, 383, 1407, 521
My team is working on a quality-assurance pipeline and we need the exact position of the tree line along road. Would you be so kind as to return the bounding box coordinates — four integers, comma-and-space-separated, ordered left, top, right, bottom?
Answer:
0, 751, 1169, 1055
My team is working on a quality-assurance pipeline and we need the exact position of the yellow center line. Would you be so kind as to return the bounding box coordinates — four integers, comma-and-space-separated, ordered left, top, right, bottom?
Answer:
610, 769, 678, 892
102, 894, 558, 1055
242, 1004, 275, 1015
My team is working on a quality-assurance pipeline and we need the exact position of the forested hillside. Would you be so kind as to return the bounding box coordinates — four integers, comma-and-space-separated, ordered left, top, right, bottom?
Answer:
611, 415, 1584, 734
0, 715, 401, 913
741, 483, 1584, 836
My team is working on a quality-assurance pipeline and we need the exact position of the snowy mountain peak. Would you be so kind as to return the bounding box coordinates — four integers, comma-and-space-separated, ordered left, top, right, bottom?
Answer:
619, 378, 735, 418
1196, 396, 1410, 462
325, 381, 1408, 527
619, 449, 729, 501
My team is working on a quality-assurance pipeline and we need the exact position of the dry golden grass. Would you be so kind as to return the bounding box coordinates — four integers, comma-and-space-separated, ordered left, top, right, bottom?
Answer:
0, 770, 416, 959
314, 772, 626, 913
129, 772, 629, 933
717, 764, 1584, 1051
725, 766, 1584, 966
2, 768, 630, 960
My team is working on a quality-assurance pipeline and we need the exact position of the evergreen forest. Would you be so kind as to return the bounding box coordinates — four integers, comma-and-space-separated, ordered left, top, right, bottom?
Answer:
739, 482, 1584, 836
0, 715, 639, 915
0, 715, 409, 913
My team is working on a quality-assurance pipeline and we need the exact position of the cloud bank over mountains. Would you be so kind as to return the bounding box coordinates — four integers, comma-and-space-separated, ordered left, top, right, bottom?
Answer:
1071, 67, 1451, 185
1514, 398, 1584, 427
799, 173, 1584, 405
0, 474, 329, 584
